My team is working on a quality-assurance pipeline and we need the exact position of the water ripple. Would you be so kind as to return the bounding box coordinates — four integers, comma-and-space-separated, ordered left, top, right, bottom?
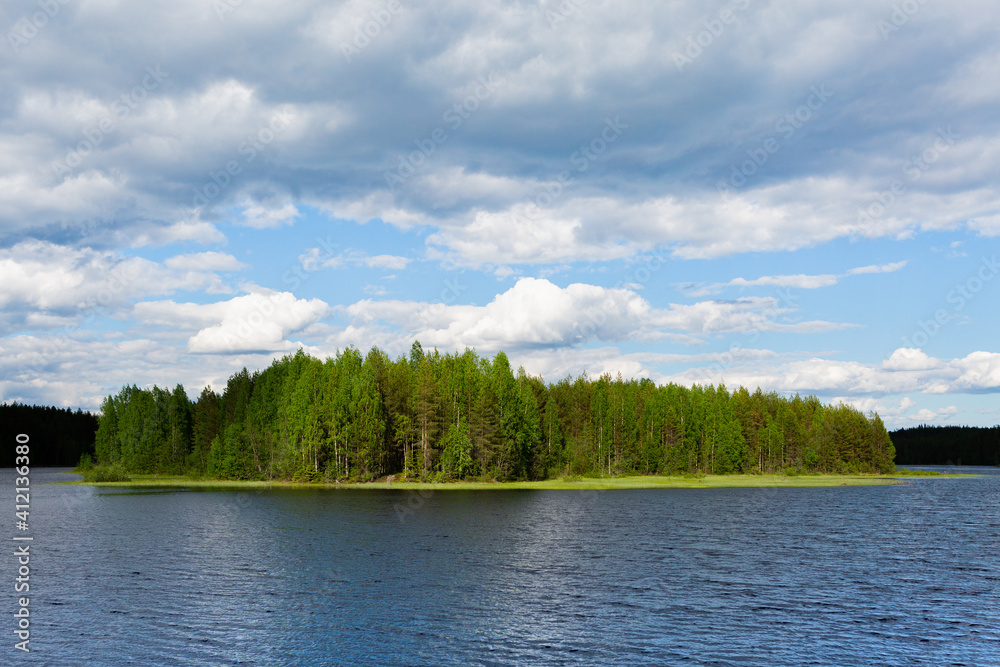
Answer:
9, 468, 1000, 666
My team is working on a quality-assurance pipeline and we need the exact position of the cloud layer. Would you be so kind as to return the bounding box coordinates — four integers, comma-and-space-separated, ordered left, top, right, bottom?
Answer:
3, 1, 999, 266
2, 0, 998, 429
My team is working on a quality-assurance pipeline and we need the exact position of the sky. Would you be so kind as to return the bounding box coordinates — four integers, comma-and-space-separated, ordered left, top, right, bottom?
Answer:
1, 0, 999, 428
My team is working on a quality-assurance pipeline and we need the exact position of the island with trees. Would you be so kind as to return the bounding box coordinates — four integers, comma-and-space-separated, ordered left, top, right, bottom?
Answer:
85, 344, 898, 483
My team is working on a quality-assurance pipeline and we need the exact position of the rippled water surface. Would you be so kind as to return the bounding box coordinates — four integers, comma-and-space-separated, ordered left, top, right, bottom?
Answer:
5, 467, 999, 665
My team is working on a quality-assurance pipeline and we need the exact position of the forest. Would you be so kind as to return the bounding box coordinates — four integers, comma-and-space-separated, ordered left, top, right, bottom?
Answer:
891, 425, 1000, 466
0, 403, 97, 466
90, 344, 897, 481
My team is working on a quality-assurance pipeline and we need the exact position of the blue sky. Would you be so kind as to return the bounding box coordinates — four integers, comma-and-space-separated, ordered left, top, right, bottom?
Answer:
1, 0, 999, 427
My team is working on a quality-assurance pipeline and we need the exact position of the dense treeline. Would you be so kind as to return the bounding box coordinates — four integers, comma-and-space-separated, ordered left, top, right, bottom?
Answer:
891, 425, 1000, 466
1, 403, 98, 466
93, 345, 896, 481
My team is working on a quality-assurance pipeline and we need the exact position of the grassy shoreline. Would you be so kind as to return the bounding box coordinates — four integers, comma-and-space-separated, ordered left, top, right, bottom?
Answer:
64, 470, 981, 491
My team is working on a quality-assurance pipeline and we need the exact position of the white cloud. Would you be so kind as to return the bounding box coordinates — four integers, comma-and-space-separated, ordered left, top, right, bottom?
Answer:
882, 347, 944, 371
298, 247, 412, 271
164, 252, 247, 272
0, 241, 236, 318
951, 351, 1000, 392
415, 176, 925, 270
168, 289, 332, 354
829, 396, 960, 428
0, 332, 294, 410
338, 277, 846, 354
682, 261, 909, 297
240, 202, 301, 229
848, 261, 909, 275
665, 348, 1000, 398
968, 213, 1000, 236
1, 0, 999, 269
729, 274, 841, 289
127, 220, 227, 247
3, 0, 1000, 430
426, 205, 636, 267
683, 273, 839, 297
361, 254, 411, 270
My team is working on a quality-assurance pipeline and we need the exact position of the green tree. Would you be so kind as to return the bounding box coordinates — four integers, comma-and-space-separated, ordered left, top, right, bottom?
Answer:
440, 419, 473, 479
189, 386, 221, 474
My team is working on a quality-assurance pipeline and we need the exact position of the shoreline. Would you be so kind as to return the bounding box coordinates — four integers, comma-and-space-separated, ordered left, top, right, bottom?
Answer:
64, 471, 981, 491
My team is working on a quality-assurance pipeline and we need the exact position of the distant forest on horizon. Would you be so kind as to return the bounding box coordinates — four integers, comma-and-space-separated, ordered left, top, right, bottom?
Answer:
892, 425, 1000, 467
2, 346, 997, 474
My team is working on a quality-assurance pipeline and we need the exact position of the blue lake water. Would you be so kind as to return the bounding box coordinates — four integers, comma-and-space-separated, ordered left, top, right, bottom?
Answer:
4, 467, 999, 665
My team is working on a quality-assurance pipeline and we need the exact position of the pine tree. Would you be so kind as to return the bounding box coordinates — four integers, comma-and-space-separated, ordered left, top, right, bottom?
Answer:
167, 385, 193, 472
190, 386, 221, 474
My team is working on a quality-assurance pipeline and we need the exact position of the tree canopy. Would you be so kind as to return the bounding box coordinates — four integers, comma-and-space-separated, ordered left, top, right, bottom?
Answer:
92, 346, 898, 481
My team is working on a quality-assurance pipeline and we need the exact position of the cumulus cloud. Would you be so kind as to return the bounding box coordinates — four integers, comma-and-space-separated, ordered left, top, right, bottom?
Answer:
950, 351, 1000, 392
337, 277, 847, 353
0, 241, 237, 320
4, 0, 1000, 426
882, 347, 944, 372
1, 1, 998, 262
134, 289, 331, 354
666, 348, 1000, 398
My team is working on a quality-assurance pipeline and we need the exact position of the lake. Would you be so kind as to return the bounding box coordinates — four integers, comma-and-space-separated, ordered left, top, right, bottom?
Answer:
5, 467, 999, 665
